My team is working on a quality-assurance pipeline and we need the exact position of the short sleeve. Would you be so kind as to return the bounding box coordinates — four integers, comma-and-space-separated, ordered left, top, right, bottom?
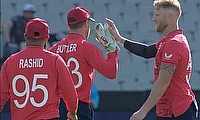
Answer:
161, 40, 182, 66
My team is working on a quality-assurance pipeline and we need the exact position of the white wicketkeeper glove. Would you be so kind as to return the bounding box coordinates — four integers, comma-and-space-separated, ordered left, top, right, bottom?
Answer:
93, 22, 117, 52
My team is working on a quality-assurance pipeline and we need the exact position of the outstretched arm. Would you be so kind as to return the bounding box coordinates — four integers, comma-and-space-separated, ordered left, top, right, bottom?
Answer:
106, 18, 157, 59
124, 40, 156, 59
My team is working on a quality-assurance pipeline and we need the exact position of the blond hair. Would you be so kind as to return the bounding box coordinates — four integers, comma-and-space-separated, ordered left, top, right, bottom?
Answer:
153, 0, 182, 17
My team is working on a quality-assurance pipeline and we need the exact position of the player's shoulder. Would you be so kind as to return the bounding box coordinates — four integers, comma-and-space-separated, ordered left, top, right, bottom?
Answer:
166, 34, 189, 52
46, 51, 66, 65
44, 49, 59, 57
169, 34, 186, 45
83, 41, 98, 48
2, 51, 21, 65
83, 41, 101, 53
43, 50, 65, 64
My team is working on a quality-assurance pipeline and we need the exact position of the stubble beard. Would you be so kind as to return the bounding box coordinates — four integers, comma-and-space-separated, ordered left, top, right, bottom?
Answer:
155, 22, 168, 33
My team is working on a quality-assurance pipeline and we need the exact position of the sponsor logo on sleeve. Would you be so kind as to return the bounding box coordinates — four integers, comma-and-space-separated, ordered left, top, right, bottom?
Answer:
164, 53, 173, 60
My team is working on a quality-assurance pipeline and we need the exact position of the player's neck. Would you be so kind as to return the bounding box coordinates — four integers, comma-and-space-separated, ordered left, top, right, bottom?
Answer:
163, 24, 179, 36
70, 29, 86, 39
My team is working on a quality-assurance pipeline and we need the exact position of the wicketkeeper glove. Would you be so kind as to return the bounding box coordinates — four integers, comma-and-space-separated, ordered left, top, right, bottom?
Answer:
93, 22, 117, 52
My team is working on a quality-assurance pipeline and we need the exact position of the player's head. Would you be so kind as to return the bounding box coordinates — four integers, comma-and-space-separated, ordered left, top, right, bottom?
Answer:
153, 0, 181, 16
152, 0, 181, 33
23, 4, 36, 21
67, 7, 95, 39
24, 18, 50, 46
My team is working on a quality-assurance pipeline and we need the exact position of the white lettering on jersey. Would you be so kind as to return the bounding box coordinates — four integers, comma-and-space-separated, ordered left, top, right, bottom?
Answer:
56, 44, 77, 53
19, 58, 43, 68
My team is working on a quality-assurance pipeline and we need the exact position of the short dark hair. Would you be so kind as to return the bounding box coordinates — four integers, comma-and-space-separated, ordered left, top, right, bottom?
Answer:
25, 34, 46, 46
25, 34, 46, 41
68, 17, 86, 30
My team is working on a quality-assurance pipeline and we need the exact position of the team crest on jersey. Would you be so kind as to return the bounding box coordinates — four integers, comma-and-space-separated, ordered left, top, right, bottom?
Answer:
164, 53, 173, 60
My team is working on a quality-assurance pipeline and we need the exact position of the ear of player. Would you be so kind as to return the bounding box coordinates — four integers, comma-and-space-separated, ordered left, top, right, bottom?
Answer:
93, 22, 118, 52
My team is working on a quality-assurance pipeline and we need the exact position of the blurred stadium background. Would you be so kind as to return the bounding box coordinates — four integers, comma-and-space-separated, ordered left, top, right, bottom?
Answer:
1, 0, 200, 120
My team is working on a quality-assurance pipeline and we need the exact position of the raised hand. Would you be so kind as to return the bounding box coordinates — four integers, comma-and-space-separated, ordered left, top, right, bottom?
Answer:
93, 22, 118, 52
105, 18, 125, 45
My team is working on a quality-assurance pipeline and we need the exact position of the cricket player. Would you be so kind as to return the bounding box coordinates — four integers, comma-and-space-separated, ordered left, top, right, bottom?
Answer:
106, 0, 199, 120
49, 7, 119, 120
0, 18, 78, 120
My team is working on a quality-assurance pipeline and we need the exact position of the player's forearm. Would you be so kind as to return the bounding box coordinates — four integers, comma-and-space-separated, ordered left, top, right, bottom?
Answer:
139, 78, 169, 113
57, 60, 78, 112
123, 39, 157, 59
116, 37, 125, 46
93, 49, 118, 79
61, 83, 78, 112
65, 95, 78, 112
103, 51, 118, 79
141, 64, 174, 112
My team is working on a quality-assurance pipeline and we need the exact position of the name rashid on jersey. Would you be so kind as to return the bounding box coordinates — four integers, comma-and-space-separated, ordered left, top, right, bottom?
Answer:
19, 58, 43, 68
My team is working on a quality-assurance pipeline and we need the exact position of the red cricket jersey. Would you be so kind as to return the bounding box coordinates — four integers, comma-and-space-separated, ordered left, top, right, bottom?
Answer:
155, 30, 195, 117
49, 33, 118, 104
0, 46, 78, 120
